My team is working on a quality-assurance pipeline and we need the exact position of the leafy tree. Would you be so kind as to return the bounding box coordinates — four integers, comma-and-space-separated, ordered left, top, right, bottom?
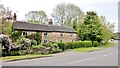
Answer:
99, 16, 115, 42
99, 16, 115, 32
100, 24, 113, 42
51, 3, 85, 27
79, 11, 103, 42
25, 10, 48, 24
0, 3, 12, 35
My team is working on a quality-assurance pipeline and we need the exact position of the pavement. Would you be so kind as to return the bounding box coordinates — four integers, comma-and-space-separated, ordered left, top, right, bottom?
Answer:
2, 41, 119, 66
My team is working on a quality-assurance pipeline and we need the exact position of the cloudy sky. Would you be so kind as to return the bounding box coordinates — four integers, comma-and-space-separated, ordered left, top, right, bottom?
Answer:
1, 0, 119, 32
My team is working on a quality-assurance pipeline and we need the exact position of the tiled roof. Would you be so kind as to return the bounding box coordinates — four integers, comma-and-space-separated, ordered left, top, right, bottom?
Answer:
13, 21, 76, 33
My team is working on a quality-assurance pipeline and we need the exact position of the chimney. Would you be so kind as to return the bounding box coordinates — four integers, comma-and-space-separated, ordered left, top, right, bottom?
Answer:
48, 19, 53, 25
13, 13, 17, 22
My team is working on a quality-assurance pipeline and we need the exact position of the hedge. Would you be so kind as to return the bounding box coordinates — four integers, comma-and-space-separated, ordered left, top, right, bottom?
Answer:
2, 41, 97, 56
93, 41, 99, 47
66, 41, 92, 49
56, 42, 66, 51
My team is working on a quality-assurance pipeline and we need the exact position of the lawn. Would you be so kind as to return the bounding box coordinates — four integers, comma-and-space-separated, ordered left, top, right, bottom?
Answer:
72, 42, 116, 52
1, 54, 50, 61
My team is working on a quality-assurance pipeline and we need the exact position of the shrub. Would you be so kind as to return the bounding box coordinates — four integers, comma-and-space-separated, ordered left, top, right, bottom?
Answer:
31, 40, 37, 46
67, 42, 78, 49
32, 45, 44, 49
56, 42, 66, 51
18, 37, 31, 48
34, 32, 41, 45
50, 43, 61, 53
96, 35, 103, 43
2, 50, 21, 56
93, 41, 99, 47
67, 41, 92, 49
82, 41, 92, 47
24, 32, 41, 45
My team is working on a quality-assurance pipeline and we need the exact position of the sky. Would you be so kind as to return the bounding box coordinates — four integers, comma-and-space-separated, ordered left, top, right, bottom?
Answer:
1, 0, 119, 32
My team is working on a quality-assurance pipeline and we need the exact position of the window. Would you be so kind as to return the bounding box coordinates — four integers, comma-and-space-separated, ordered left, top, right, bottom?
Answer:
60, 33, 63, 37
44, 40, 47, 43
23, 31, 27, 35
71, 34, 73, 37
60, 40, 62, 42
44, 32, 47, 36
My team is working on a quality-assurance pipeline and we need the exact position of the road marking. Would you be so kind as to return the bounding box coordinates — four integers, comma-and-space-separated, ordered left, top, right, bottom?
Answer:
68, 58, 95, 64
103, 53, 113, 56
87, 58, 94, 60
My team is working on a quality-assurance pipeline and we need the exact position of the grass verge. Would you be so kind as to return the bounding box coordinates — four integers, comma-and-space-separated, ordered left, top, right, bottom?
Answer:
72, 42, 116, 52
0, 42, 116, 61
1, 54, 50, 61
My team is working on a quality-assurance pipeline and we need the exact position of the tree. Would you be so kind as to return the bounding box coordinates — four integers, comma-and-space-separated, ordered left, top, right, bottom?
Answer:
51, 3, 85, 27
79, 11, 103, 42
99, 16, 115, 32
100, 24, 114, 43
25, 10, 48, 24
99, 16, 115, 42
0, 3, 12, 35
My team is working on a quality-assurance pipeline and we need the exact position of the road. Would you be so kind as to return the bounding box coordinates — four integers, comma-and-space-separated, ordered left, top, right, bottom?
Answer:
2, 41, 118, 66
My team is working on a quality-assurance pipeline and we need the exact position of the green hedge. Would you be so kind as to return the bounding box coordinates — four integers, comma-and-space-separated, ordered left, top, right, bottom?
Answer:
56, 42, 66, 51
2, 41, 99, 56
93, 41, 99, 47
2, 50, 21, 56
67, 41, 92, 49
82, 41, 92, 47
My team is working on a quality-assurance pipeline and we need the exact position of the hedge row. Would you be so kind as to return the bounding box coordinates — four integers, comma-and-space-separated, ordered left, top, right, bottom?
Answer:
56, 41, 93, 51
2, 41, 100, 56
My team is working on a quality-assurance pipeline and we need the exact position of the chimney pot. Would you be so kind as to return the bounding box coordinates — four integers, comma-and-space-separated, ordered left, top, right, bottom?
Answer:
48, 19, 53, 25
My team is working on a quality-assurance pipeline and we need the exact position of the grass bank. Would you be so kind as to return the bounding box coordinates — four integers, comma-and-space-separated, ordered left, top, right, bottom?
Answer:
1, 54, 50, 61
72, 42, 116, 52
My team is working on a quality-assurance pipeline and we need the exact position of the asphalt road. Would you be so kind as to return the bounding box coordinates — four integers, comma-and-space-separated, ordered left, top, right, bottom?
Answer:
2, 41, 118, 66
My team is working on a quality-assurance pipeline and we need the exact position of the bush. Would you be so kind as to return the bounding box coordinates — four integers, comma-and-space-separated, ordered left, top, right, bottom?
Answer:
32, 45, 44, 49
31, 40, 37, 46
93, 41, 99, 47
34, 32, 41, 45
18, 37, 31, 47
56, 42, 66, 51
82, 41, 92, 48
96, 35, 103, 43
67, 42, 78, 49
2, 50, 21, 56
50, 43, 61, 53
24, 32, 41, 45
67, 41, 92, 49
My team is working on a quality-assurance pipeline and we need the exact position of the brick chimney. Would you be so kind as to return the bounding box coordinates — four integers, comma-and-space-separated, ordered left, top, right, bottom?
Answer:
48, 19, 53, 25
13, 13, 17, 22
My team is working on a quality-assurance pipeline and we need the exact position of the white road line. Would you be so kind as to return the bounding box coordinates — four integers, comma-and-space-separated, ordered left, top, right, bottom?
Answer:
68, 58, 95, 64
103, 53, 113, 56
87, 58, 94, 60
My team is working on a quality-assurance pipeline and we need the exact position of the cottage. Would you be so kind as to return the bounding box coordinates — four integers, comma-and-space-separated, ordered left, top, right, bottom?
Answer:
13, 13, 79, 43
